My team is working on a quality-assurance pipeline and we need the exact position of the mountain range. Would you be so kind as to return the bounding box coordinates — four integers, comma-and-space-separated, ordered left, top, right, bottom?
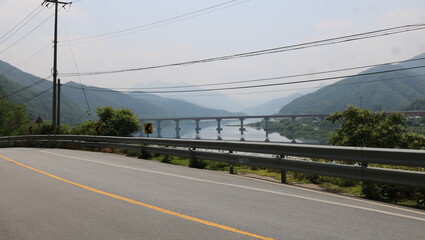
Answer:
131, 81, 244, 112
242, 93, 304, 115
279, 53, 425, 114
2, 51, 425, 124
0, 60, 240, 124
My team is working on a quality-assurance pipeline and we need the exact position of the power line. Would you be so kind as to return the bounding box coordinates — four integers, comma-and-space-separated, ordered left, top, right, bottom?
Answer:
60, 12, 92, 119
99, 56, 425, 91
0, 13, 54, 56
60, 23, 425, 77
0, 75, 52, 100
20, 86, 53, 104
63, 65, 425, 94
0, 4, 44, 44
0, 43, 52, 76
130, 72, 425, 98
65, 0, 250, 45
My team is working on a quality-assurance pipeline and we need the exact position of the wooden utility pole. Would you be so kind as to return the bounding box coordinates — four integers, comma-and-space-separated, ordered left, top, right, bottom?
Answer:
57, 78, 61, 129
43, 0, 71, 133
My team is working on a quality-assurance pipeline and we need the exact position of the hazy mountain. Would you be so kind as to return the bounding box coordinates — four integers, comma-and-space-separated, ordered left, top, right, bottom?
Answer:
242, 93, 305, 115
399, 52, 425, 75
0, 61, 88, 123
132, 81, 244, 112
405, 98, 425, 111
279, 60, 425, 114
129, 92, 239, 117
62, 82, 168, 119
0, 60, 240, 124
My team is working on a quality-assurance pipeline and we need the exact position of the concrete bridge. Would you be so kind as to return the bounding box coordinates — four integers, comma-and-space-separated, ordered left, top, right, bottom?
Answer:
140, 111, 425, 142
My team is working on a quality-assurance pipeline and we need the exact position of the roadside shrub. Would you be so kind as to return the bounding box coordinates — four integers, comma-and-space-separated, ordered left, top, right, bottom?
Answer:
362, 182, 425, 205
138, 149, 152, 159
205, 161, 229, 170
125, 150, 139, 157
189, 158, 207, 169
161, 155, 171, 163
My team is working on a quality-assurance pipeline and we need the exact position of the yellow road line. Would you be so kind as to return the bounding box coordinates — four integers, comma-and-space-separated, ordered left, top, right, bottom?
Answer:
0, 154, 274, 240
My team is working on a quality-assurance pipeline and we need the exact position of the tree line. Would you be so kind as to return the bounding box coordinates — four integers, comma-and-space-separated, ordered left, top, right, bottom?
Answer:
0, 99, 141, 137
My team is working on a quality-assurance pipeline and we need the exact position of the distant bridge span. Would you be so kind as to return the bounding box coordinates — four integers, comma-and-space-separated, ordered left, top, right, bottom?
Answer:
140, 111, 425, 141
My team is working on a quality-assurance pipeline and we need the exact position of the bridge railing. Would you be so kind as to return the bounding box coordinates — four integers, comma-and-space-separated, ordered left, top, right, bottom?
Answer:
1, 135, 424, 188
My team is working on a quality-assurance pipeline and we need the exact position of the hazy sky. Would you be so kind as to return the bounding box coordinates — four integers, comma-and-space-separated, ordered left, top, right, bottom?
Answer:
1, 0, 425, 104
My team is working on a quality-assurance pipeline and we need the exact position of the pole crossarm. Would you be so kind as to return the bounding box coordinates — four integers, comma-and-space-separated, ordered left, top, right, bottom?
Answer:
43, 0, 72, 5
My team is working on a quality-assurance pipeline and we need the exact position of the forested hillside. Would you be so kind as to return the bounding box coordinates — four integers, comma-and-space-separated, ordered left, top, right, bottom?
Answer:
279, 63, 425, 114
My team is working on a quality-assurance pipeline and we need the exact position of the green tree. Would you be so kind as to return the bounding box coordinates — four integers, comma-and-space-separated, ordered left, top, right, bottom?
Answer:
0, 99, 30, 136
327, 105, 407, 148
31, 121, 73, 135
72, 120, 97, 135
74, 106, 141, 137
327, 106, 425, 204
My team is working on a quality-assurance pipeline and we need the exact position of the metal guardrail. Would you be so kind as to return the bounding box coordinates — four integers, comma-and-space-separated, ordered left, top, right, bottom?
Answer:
1, 135, 424, 188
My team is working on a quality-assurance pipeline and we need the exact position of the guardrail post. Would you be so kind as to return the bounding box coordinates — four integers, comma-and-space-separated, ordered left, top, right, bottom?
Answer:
280, 155, 287, 184
156, 120, 162, 138
264, 117, 270, 142
360, 162, 368, 168
239, 118, 246, 141
229, 150, 235, 174
281, 170, 287, 184
175, 120, 181, 139
195, 119, 201, 140
216, 118, 223, 140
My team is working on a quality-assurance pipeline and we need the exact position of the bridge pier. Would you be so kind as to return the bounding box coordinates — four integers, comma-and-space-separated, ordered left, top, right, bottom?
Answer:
175, 120, 181, 139
195, 120, 201, 140
239, 118, 246, 141
216, 118, 223, 140
156, 120, 162, 138
264, 117, 270, 142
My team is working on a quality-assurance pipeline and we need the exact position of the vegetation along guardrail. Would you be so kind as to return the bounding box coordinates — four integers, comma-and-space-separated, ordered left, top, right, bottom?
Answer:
1, 135, 424, 188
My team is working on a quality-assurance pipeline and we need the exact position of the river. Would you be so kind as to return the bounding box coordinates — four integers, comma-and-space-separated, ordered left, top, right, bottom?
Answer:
149, 119, 295, 143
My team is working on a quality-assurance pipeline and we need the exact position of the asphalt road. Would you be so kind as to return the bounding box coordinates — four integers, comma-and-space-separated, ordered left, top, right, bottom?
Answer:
1, 148, 424, 240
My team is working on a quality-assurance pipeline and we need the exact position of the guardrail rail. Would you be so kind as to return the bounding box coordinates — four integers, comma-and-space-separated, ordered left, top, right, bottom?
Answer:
0, 135, 424, 188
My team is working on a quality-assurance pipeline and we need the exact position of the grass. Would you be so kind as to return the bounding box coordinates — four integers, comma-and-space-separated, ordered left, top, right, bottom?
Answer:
396, 200, 425, 210
236, 167, 282, 180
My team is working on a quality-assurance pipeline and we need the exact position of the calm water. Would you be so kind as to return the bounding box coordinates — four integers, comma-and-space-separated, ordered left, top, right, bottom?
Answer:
150, 120, 294, 143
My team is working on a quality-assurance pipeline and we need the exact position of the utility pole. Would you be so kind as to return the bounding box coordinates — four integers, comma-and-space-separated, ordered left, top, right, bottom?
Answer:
43, 0, 71, 133
57, 78, 61, 130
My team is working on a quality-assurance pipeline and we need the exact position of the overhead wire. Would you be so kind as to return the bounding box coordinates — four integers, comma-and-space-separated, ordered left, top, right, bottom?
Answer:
0, 4, 44, 44
65, 0, 250, 45
60, 23, 425, 77
20, 86, 53, 104
0, 75, 52, 100
60, 11, 92, 119
130, 72, 425, 98
0, 43, 52, 76
63, 65, 425, 94
0, 13, 54, 56
98, 56, 425, 90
